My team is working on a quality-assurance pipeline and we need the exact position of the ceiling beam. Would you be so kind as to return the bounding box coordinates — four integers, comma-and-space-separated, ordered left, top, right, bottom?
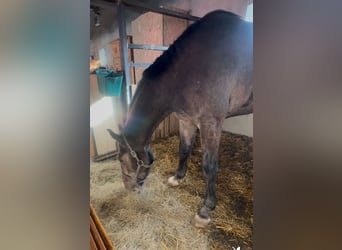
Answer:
91, 0, 199, 21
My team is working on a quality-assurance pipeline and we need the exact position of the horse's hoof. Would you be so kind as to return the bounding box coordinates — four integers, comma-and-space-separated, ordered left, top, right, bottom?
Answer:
191, 214, 211, 228
167, 176, 179, 186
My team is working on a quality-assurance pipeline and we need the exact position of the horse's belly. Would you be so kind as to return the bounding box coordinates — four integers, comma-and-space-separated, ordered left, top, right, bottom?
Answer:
226, 84, 253, 117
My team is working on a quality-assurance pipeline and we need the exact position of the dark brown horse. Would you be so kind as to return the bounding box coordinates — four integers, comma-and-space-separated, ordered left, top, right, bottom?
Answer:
108, 10, 253, 227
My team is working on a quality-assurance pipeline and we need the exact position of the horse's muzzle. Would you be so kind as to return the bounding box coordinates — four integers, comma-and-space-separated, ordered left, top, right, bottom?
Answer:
122, 174, 145, 191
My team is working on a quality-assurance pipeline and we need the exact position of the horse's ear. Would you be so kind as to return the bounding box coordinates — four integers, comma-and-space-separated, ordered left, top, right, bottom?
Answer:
107, 129, 123, 144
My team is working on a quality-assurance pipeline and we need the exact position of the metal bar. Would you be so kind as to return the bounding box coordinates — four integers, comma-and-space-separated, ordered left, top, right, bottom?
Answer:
129, 62, 152, 67
91, 0, 117, 8
128, 43, 168, 51
91, 0, 200, 21
117, 3, 132, 108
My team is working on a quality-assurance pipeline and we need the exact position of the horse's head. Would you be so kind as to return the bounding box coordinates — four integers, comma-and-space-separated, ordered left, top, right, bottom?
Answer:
107, 128, 154, 191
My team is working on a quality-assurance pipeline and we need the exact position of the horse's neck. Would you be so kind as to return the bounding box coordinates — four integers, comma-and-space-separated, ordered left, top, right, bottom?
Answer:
123, 80, 170, 146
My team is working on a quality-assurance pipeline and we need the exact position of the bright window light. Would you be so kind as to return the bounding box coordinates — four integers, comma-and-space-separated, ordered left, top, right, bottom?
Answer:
90, 97, 114, 127
245, 4, 253, 22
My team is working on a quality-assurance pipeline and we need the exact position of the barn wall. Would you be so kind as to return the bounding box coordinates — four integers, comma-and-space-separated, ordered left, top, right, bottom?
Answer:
91, 32, 119, 60
90, 9, 137, 62
131, 12, 164, 85
90, 75, 124, 156
223, 114, 253, 137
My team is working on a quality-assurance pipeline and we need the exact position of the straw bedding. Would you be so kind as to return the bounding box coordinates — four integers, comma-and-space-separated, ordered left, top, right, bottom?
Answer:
90, 131, 253, 249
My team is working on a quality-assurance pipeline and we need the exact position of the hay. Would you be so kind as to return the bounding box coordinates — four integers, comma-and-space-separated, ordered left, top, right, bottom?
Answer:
90, 131, 253, 249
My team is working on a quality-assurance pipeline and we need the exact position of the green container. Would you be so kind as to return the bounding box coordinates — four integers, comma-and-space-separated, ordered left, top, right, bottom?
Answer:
95, 69, 123, 96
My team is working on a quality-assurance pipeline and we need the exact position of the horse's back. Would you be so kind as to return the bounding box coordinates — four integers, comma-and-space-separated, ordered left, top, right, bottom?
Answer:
188, 10, 252, 70
142, 10, 253, 120
143, 10, 252, 80
169, 11, 252, 117
172, 10, 252, 85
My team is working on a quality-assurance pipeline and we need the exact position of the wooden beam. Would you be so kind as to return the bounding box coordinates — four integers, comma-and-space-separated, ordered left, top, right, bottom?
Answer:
91, 0, 199, 21
90, 204, 114, 250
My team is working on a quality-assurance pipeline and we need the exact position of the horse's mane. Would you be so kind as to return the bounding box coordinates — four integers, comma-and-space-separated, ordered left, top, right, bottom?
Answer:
142, 10, 240, 79
128, 10, 241, 111
126, 10, 242, 130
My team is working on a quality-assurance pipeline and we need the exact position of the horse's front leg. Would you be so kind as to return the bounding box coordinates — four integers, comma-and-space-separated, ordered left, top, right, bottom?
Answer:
168, 119, 197, 186
192, 119, 222, 228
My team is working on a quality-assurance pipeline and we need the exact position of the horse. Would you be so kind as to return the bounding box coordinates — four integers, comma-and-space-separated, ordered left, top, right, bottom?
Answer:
107, 10, 253, 228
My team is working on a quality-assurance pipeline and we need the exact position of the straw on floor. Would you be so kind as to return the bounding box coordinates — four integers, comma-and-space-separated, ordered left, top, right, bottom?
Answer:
90, 131, 253, 250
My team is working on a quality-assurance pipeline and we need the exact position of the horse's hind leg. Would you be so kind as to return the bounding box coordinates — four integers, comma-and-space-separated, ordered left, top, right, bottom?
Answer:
168, 119, 197, 186
192, 118, 223, 228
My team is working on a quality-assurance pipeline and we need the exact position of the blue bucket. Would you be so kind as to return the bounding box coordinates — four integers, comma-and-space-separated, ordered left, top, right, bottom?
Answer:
95, 69, 123, 96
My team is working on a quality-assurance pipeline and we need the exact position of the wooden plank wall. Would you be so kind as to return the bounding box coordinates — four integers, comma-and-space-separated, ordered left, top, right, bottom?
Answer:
131, 13, 163, 84
90, 204, 114, 250
110, 37, 136, 84
132, 11, 188, 141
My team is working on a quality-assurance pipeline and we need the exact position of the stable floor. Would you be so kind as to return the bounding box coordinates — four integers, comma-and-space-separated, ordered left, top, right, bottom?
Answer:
90, 132, 253, 250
